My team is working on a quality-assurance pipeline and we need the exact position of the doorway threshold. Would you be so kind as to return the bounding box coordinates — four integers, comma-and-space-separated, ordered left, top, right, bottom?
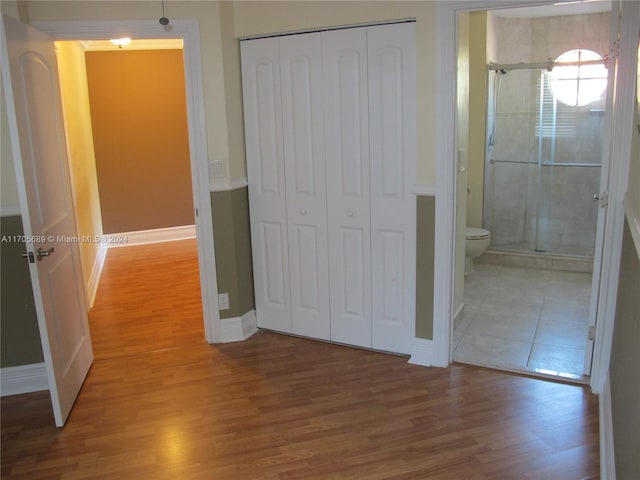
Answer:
451, 360, 590, 386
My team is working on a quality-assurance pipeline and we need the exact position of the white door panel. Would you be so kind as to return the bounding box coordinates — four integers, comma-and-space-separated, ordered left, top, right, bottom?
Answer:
242, 24, 417, 355
2, 14, 93, 426
323, 28, 372, 348
368, 23, 416, 354
377, 230, 405, 321
280, 33, 330, 340
241, 38, 291, 332
260, 222, 288, 303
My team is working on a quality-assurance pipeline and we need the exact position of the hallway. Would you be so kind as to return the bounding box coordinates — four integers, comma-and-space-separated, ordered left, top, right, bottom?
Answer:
88, 239, 204, 360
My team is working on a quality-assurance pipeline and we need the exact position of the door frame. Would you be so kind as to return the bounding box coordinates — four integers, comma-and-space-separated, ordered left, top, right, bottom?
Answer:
433, 0, 639, 394
33, 19, 222, 343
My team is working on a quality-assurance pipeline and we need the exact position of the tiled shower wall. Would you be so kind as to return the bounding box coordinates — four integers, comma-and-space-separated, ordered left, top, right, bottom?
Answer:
484, 13, 610, 257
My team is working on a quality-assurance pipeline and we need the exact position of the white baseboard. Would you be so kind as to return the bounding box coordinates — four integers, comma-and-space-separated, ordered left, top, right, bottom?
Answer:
600, 371, 616, 480
0, 363, 48, 396
210, 176, 248, 193
220, 309, 258, 343
86, 242, 108, 309
108, 224, 196, 247
413, 183, 437, 196
408, 338, 434, 366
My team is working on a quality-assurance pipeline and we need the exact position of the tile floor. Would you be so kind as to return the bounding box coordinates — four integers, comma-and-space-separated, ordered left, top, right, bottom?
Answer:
453, 262, 593, 380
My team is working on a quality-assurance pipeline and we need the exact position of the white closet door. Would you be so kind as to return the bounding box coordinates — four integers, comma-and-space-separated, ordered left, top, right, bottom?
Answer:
367, 23, 417, 354
241, 38, 292, 333
280, 33, 331, 340
323, 28, 372, 348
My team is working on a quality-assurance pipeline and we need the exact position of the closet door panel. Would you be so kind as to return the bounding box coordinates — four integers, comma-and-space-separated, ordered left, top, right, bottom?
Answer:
368, 23, 416, 354
280, 33, 330, 340
241, 38, 292, 333
323, 28, 372, 348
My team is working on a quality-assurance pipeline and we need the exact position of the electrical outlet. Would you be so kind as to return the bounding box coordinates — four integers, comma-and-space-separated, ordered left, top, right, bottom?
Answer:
218, 293, 229, 310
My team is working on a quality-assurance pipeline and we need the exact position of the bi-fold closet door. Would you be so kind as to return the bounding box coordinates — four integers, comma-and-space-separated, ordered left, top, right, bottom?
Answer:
241, 22, 416, 354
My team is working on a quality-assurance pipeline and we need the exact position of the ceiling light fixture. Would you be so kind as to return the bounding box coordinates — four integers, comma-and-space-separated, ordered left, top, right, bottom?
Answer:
109, 37, 132, 48
159, 0, 170, 26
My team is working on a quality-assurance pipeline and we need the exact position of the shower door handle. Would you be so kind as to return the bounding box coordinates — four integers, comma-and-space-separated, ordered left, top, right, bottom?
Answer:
593, 192, 608, 207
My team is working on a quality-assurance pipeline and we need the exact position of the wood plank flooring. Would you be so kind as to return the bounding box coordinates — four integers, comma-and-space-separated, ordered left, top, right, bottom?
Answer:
88, 239, 205, 360
1, 240, 600, 479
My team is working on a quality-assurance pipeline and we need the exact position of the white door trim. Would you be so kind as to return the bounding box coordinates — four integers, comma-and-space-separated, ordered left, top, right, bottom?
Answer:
589, 0, 640, 393
32, 19, 221, 343
434, 0, 638, 389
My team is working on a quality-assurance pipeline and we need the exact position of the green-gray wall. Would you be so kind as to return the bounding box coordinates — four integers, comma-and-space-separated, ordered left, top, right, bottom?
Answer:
416, 195, 435, 340
210, 187, 255, 319
0, 215, 43, 367
610, 219, 640, 479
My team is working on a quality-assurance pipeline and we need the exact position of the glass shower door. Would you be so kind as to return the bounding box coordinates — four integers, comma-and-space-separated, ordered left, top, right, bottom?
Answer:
484, 67, 604, 258
535, 69, 603, 257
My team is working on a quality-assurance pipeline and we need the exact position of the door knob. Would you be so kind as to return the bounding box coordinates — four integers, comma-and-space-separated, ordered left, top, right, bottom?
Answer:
300, 209, 307, 215
36, 246, 54, 261
346, 211, 354, 217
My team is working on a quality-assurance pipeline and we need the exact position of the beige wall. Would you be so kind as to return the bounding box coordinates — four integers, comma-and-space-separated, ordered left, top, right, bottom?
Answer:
454, 13, 470, 316
219, 1, 246, 180
466, 12, 488, 229
233, 0, 437, 185
56, 41, 104, 288
1, 78, 20, 213
0, 119, 20, 211
85, 49, 194, 233
627, 101, 640, 216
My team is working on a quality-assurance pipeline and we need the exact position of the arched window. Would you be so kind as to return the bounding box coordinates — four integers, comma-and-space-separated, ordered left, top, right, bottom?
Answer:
549, 49, 607, 107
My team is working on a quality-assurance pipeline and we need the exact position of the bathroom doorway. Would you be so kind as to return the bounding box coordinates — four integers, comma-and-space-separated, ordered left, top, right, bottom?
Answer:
452, 2, 612, 382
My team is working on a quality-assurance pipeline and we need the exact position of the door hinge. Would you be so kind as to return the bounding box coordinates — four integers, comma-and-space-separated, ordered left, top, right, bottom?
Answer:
588, 325, 596, 342
21, 251, 35, 263
609, 40, 620, 62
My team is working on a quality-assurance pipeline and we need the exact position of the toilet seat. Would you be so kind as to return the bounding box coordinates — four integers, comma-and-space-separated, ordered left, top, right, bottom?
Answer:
466, 227, 490, 240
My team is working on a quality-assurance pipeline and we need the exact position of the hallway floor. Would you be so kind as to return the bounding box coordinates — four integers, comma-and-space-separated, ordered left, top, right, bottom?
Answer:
453, 262, 592, 380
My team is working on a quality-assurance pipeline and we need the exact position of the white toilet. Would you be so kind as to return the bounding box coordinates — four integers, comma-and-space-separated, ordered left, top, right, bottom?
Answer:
465, 227, 491, 275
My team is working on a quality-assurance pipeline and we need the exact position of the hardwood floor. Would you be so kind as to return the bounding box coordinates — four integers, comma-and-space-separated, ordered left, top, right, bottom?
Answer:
2, 240, 600, 479
87, 239, 205, 360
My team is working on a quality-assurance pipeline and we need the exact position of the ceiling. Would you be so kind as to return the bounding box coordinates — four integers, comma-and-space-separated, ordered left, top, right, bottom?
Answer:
79, 39, 183, 51
493, 0, 611, 18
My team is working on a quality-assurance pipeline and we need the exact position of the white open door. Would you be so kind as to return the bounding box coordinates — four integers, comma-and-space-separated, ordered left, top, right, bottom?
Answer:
1, 14, 93, 426
582, 5, 621, 377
